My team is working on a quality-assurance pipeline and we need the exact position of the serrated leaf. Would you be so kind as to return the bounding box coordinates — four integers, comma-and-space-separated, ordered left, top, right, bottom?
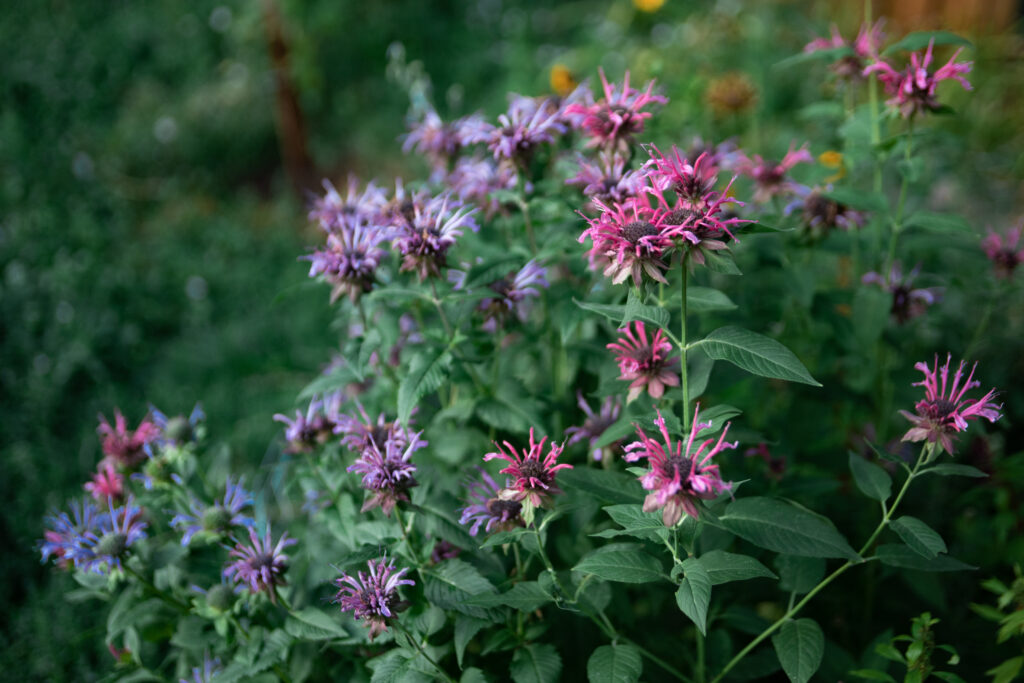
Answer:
920, 463, 987, 478
719, 497, 859, 560
772, 618, 824, 683
465, 582, 552, 612
574, 544, 665, 584
587, 644, 643, 683
461, 668, 489, 683
902, 211, 971, 234
397, 348, 453, 425
694, 326, 821, 386
703, 251, 742, 275
883, 31, 972, 55
599, 504, 668, 542
699, 550, 777, 585
775, 555, 825, 594
454, 616, 489, 669
368, 649, 431, 683
849, 453, 892, 502
284, 607, 348, 641
888, 517, 948, 559
423, 559, 498, 619
573, 298, 626, 322
874, 544, 975, 571
298, 364, 363, 400
687, 286, 737, 312
676, 558, 712, 634
620, 288, 670, 329
558, 468, 644, 504
511, 643, 562, 683
479, 528, 530, 549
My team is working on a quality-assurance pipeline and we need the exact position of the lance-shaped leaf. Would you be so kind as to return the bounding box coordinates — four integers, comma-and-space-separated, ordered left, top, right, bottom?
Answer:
718, 497, 859, 560
621, 288, 670, 329
848, 452, 892, 502
675, 558, 712, 634
574, 544, 665, 584
511, 644, 562, 683
772, 618, 824, 683
687, 286, 737, 313
699, 550, 777, 586
888, 517, 948, 560
692, 327, 821, 386
587, 644, 643, 683
398, 348, 453, 425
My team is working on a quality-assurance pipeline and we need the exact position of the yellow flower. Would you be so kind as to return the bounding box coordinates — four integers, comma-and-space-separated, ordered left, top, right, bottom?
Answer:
549, 64, 577, 97
818, 150, 845, 182
633, 0, 666, 12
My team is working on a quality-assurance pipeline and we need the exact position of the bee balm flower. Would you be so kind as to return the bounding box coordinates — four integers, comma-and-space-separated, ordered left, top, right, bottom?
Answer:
483, 428, 572, 509
607, 321, 680, 402
333, 554, 414, 640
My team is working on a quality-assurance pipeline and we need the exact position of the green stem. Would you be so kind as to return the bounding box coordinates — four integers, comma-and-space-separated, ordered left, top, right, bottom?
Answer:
885, 120, 914, 275
696, 630, 706, 683
123, 565, 189, 613
531, 527, 569, 602
393, 506, 421, 565
679, 255, 690, 430
710, 444, 928, 683
394, 622, 457, 683
429, 280, 453, 339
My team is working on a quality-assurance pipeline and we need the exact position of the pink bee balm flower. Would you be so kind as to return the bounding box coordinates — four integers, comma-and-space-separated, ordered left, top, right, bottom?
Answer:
900, 354, 1001, 455
332, 554, 414, 640
607, 321, 680, 402
863, 39, 972, 119
483, 428, 573, 509
982, 223, 1024, 278
643, 145, 720, 205
805, 20, 886, 79
564, 68, 667, 152
579, 198, 676, 286
624, 406, 736, 526
84, 463, 124, 501
738, 143, 813, 203
97, 409, 160, 468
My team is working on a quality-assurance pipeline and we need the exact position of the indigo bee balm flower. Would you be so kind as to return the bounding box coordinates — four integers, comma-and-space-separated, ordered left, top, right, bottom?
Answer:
901, 354, 1001, 454
223, 526, 296, 602
333, 554, 414, 640
624, 407, 736, 526
483, 428, 572, 509
458, 467, 524, 535
73, 497, 149, 575
171, 476, 255, 545
607, 321, 680, 402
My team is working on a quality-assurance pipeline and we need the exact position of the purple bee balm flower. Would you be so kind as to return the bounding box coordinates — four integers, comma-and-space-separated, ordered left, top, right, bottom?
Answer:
805, 19, 886, 79
483, 428, 572, 509
477, 260, 549, 332
72, 496, 149, 575
150, 403, 204, 447
223, 525, 296, 602
453, 111, 493, 147
607, 321, 681, 403
863, 39, 972, 119
458, 467, 524, 535
308, 177, 387, 233
579, 198, 676, 286
487, 94, 567, 163
624, 406, 736, 526
41, 499, 102, 570
401, 105, 461, 166
304, 218, 391, 303
347, 434, 426, 516
555, 80, 595, 129
97, 409, 160, 469
180, 654, 222, 683
564, 68, 667, 152
900, 354, 1001, 455
785, 184, 866, 240
738, 143, 813, 203
862, 262, 941, 324
393, 194, 479, 280
274, 392, 343, 453
982, 223, 1024, 278
566, 150, 646, 209
333, 554, 414, 640
448, 155, 519, 218
565, 393, 623, 461
84, 463, 124, 502
335, 404, 417, 455
171, 476, 255, 545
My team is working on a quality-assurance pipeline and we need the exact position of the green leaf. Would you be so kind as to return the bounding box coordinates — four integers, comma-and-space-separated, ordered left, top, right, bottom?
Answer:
558, 468, 644, 504
461, 668, 490, 683
510, 643, 562, 683
687, 286, 737, 313
423, 559, 498, 619
902, 211, 971, 234
719, 497, 860, 560
852, 287, 891, 348
368, 650, 431, 683
888, 517, 948, 559
772, 618, 824, 683
820, 187, 889, 213
587, 644, 643, 683
687, 350, 715, 400
987, 655, 1023, 683
848, 452, 892, 502
572, 298, 625, 323
694, 326, 821, 386
397, 348, 453, 425
298, 363, 363, 400
479, 528, 531, 549
883, 31, 972, 56
675, 558, 712, 634
849, 669, 898, 682
775, 555, 825, 594
621, 288, 670, 329
699, 550, 777, 585
920, 463, 988, 478
703, 251, 742, 275
454, 616, 489, 669
284, 607, 348, 641
466, 582, 553, 612
594, 504, 668, 542
874, 544, 975, 572
574, 544, 665, 584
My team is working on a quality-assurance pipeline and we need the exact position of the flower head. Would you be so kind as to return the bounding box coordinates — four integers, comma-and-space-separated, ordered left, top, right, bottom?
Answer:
565, 68, 666, 152
84, 463, 124, 501
347, 434, 426, 515
579, 198, 676, 286
448, 156, 519, 218
392, 194, 478, 280
477, 260, 549, 332
72, 497, 149, 575
223, 526, 296, 601
41, 499, 102, 569
805, 20, 886, 79
335, 405, 416, 455
97, 409, 160, 468
458, 467, 524, 535
565, 393, 623, 461
333, 554, 414, 640
483, 428, 572, 508
308, 177, 387, 233
982, 223, 1024, 278
566, 150, 646, 209
900, 354, 1001, 454
487, 94, 566, 162
643, 144, 720, 205
274, 392, 343, 453
862, 262, 941, 324
864, 40, 972, 118
304, 220, 391, 303
738, 143, 812, 203
786, 184, 866, 240
624, 407, 736, 526
402, 105, 461, 168
151, 404, 204, 447
171, 476, 255, 545
180, 654, 222, 683
607, 321, 680, 402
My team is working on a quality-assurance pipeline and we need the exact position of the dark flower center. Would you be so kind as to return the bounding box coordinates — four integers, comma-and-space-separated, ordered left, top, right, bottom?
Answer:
622, 221, 659, 243
252, 553, 278, 573
486, 498, 523, 519
400, 200, 416, 224
517, 458, 548, 483
96, 532, 128, 558
666, 455, 694, 482
665, 208, 697, 226
926, 399, 959, 421
804, 194, 843, 227
995, 249, 1020, 271
164, 416, 193, 443
489, 273, 515, 297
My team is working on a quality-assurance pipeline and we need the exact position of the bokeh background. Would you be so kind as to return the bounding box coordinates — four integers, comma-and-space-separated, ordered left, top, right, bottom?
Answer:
2, 0, 1022, 679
